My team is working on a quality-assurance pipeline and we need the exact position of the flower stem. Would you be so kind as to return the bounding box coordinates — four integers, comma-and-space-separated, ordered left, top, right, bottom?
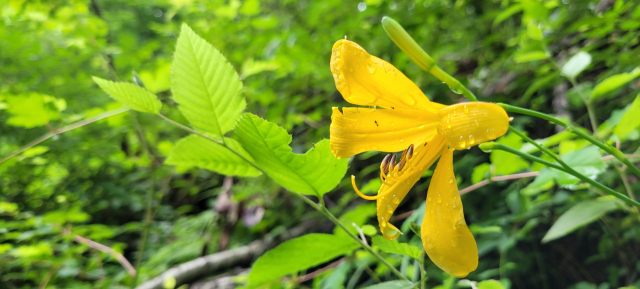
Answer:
158, 113, 410, 282
381, 16, 477, 102
498, 103, 640, 179
479, 142, 640, 208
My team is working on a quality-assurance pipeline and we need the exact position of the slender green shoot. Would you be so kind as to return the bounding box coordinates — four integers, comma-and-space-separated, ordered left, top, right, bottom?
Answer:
381, 16, 477, 102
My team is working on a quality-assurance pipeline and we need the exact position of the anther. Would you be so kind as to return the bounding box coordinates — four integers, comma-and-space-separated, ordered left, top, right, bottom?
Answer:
398, 158, 406, 171
407, 144, 414, 160
380, 154, 391, 173
389, 154, 397, 171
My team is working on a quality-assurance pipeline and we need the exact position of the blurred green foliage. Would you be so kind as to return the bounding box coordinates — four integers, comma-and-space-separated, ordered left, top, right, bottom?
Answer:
1, 0, 640, 288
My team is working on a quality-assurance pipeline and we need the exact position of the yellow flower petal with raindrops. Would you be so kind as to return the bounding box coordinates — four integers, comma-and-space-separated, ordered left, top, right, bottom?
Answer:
329, 39, 509, 277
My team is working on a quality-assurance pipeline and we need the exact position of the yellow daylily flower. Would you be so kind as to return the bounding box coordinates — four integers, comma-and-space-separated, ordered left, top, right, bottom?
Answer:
329, 39, 509, 278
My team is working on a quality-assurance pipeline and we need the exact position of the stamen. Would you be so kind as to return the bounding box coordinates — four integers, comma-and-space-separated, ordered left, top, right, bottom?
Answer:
398, 158, 406, 171
389, 154, 397, 171
379, 171, 387, 182
407, 144, 414, 159
351, 175, 403, 201
380, 153, 391, 173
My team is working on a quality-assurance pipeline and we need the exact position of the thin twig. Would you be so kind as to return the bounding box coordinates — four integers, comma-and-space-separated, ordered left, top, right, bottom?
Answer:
73, 234, 137, 277
297, 258, 346, 283
0, 106, 130, 164
459, 172, 540, 195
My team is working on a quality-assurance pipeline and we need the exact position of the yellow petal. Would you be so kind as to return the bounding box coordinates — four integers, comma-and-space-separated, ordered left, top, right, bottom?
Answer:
376, 136, 446, 240
422, 147, 478, 278
330, 107, 439, 158
330, 39, 445, 113
437, 102, 509, 150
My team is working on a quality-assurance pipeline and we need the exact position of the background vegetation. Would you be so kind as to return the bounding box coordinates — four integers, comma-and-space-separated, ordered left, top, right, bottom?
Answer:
1, 0, 640, 288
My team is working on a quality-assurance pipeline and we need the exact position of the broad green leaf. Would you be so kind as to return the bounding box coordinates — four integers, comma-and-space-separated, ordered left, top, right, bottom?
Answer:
361, 281, 415, 289
371, 235, 421, 260
233, 113, 348, 197
333, 203, 376, 237
521, 168, 554, 196
477, 280, 506, 289
171, 23, 245, 139
591, 68, 640, 100
92, 77, 162, 114
614, 94, 640, 138
561, 52, 591, 78
493, 4, 523, 26
246, 234, 358, 287
542, 197, 623, 243
471, 163, 490, 184
165, 135, 261, 177
514, 51, 548, 63
5, 93, 64, 128
553, 146, 605, 187
491, 133, 529, 175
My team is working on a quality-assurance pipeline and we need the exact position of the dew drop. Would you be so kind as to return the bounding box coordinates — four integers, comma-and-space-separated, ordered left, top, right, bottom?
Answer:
367, 62, 376, 73
449, 86, 462, 94
468, 134, 475, 145
428, 196, 432, 201
474, 120, 479, 127
458, 140, 466, 148
463, 105, 469, 113
448, 178, 453, 184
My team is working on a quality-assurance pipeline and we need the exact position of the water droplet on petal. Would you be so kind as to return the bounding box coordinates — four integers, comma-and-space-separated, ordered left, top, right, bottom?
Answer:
448, 178, 453, 184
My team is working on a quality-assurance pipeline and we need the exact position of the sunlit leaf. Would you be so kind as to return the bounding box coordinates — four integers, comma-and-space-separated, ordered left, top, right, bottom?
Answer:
614, 94, 640, 139
372, 235, 421, 260
165, 135, 261, 177
514, 51, 548, 63
5, 93, 64, 128
493, 4, 523, 26
553, 146, 605, 187
561, 52, 591, 78
477, 280, 506, 289
542, 197, 623, 243
491, 133, 529, 175
233, 113, 348, 197
93, 77, 162, 114
246, 234, 358, 287
171, 23, 245, 139
591, 68, 640, 100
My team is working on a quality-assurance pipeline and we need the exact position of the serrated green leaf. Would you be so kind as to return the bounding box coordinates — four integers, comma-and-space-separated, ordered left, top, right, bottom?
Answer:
372, 235, 421, 260
246, 234, 358, 287
591, 68, 640, 100
614, 94, 640, 138
171, 23, 245, 139
361, 280, 416, 289
233, 113, 348, 197
561, 51, 591, 78
542, 197, 623, 243
165, 135, 261, 177
92, 77, 161, 114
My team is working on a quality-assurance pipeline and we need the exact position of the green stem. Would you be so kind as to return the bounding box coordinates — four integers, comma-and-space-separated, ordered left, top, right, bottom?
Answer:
381, 16, 477, 102
498, 103, 640, 179
480, 142, 640, 208
158, 113, 410, 282
508, 126, 566, 167
567, 77, 598, 132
